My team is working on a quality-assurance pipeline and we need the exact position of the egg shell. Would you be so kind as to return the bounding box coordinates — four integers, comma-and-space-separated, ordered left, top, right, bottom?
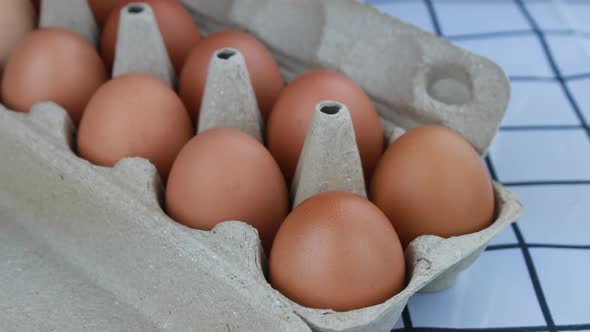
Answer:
0, 102, 521, 332
77, 73, 193, 181
0, 0, 520, 331
179, 30, 284, 122
101, 0, 200, 74
1, 28, 107, 125
165, 127, 289, 253
371, 125, 496, 249
88, 0, 123, 27
0, 0, 35, 72
267, 70, 384, 182
270, 191, 405, 312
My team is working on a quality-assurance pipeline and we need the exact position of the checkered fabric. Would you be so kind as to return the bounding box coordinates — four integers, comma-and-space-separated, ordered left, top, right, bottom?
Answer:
363, 0, 590, 331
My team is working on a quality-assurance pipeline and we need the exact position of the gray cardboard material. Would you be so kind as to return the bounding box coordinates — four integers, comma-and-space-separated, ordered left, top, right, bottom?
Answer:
385, 123, 407, 146
0, 103, 310, 332
0, 104, 522, 330
39, 0, 98, 46
112, 3, 176, 87
0, 207, 161, 332
198, 49, 264, 141
291, 101, 367, 207
0, 0, 522, 331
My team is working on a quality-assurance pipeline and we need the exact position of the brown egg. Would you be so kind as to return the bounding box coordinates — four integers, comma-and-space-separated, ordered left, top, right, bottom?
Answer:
0, 0, 35, 72
166, 127, 289, 253
370, 125, 495, 249
269, 191, 405, 311
88, 0, 122, 27
1, 28, 107, 125
101, 0, 199, 74
77, 73, 193, 181
266, 70, 384, 182
179, 30, 283, 122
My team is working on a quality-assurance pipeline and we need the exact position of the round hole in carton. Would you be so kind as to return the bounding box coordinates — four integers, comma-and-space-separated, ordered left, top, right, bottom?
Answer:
427, 64, 473, 106
127, 4, 145, 14
216, 49, 237, 60
319, 103, 341, 115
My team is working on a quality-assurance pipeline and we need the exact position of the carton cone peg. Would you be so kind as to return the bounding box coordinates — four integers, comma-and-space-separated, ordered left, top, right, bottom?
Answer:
291, 101, 367, 207
197, 48, 264, 142
112, 3, 176, 87
39, 0, 99, 46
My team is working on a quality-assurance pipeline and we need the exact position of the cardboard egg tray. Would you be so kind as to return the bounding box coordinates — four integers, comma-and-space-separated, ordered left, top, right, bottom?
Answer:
0, 0, 523, 331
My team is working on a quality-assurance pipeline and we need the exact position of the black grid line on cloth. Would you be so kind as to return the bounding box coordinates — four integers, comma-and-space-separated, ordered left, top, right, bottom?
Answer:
499, 125, 586, 131
508, 8, 590, 328
499, 125, 585, 131
514, 0, 590, 141
393, 328, 549, 332
402, 306, 414, 329
502, 180, 590, 186
391, 323, 590, 332
487, 243, 590, 251
445, 29, 590, 41
509, 74, 590, 81
423, 0, 442, 35
565, 72, 590, 81
384, 0, 590, 330
513, 223, 571, 332
510, 76, 557, 81
486, 153, 557, 332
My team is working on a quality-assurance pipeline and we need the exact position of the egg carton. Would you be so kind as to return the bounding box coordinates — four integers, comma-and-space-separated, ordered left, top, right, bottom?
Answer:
0, 0, 522, 331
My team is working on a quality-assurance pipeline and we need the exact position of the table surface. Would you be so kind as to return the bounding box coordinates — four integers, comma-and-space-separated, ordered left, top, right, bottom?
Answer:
362, 0, 590, 331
